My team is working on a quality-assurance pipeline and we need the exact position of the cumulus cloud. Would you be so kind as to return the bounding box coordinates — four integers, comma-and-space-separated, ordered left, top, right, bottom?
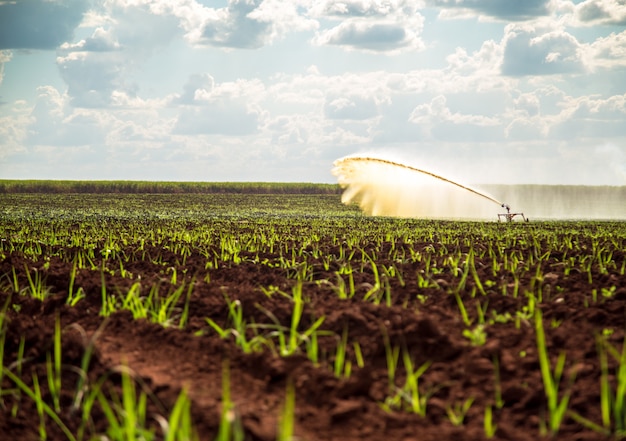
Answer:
445, 40, 503, 77
501, 25, 586, 76
197, 0, 270, 49
430, 0, 551, 21
173, 76, 263, 135
324, 94, 380, 120
60, 27, 121, 52
26, 86, 108, 147
409, 94, 500, 126
314, 21, 423, 52
503, 86, 567, 138
0, 0, 88, 50
174, 105, 260, 135
588, 30, 626, 68
571, 0, 626, 25
264, 114, 312, 145
503, 87, 626, 141
56, 2, 182, 107
403, 93, 505, 142
311, 1, 424, 53
56, 51, 127, 108
195, 0, 316, 49
548, 93, 626, 139
309, 0, 406, 17
171, 73, 216, 105
0, 100, 31, 158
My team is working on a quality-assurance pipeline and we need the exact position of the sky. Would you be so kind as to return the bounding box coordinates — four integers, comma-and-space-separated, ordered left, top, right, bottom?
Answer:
0, 0, 625, 185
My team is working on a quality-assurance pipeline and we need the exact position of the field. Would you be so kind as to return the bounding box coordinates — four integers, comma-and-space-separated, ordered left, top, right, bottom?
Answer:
1, 189, 625, 441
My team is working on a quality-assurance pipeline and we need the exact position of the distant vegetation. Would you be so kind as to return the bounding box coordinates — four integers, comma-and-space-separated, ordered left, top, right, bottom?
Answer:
0, 180, 342, 195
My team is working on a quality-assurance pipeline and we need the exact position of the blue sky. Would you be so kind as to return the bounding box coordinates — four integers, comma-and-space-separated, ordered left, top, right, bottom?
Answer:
1, 0, 625, 185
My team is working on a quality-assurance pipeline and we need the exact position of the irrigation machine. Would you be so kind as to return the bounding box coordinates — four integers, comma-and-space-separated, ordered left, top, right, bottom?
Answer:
498, 204, 529, 222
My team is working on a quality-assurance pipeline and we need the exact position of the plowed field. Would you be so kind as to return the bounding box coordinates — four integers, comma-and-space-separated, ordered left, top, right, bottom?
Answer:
1, 193, 625, 441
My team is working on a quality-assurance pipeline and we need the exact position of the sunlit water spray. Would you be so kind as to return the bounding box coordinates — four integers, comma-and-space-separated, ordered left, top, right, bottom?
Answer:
332, 155, 504, 220
333, 155, 626, 220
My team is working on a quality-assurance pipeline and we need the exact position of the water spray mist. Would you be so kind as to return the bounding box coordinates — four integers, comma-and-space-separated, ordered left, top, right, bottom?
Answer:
332, 155, 521, 220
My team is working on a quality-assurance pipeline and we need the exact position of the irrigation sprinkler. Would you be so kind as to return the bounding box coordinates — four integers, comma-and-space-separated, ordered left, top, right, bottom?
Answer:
498, 204, 528, 222
332, 155, 532, 221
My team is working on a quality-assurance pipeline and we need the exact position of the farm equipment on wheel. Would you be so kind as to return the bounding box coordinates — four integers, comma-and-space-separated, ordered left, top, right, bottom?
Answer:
498, 204, 528, 222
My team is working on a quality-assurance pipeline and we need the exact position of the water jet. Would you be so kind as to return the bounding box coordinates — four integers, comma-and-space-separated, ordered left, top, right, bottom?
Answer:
332, 155, 521, 220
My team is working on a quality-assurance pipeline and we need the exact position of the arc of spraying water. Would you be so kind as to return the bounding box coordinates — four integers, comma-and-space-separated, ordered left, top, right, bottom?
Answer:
334, 156, 503, 207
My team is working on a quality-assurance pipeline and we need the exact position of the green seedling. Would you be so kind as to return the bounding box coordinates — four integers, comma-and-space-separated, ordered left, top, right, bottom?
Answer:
484, 405, 497, 438
333, 327, 350, 378
382, 329, 400, 392
535, 308, 576, 435
382, 346, 431, 416
446, 397, 474, 426
23, 264, 50, 300
580, 334, 626, 436
278, 379, 296, 441
454, 291, 472, 326
66, 262, 82, 306
163, 387, 197, 441
206, 295, 265, 354
2, 368, 76, 441
97, 367, 153, 441
492, 355, 504, 409
46, 316, 62, 413
216, 360, 244, 441
463, 324, 487, 346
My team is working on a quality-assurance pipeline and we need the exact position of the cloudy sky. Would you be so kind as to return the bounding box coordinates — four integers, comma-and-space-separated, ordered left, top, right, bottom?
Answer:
1, 0, 625, 185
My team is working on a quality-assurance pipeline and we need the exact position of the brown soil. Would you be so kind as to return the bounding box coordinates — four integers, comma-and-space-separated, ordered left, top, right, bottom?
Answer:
1, 240, 625, 441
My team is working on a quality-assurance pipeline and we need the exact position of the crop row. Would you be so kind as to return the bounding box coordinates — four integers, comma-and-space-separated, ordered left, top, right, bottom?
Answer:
0, 180, 342, 195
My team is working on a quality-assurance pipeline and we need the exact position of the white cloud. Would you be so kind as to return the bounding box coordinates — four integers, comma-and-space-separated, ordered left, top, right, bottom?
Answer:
0, 100, 31, 159
173, 76, 264, 135
170, 73, 216, 105
311, 1, 425, 53
444, 39, 504, 80
104, 111, 174, 151
513, 92, 541, 117
174, 104, 260, 135
502, 87, 626, 142
570, 0, 626, 25
246, 0, 318, 40
548, 93, 626, 139
313, 20, 424, 53
503, 86, 568, 138
324, 94, 381, 120
501, 24, 586, 75
309, 0, 417, 17
0, 50, 11, 91
430, 0, 552, 21
588, 30, 626, 69
56, 51, 125, 108
193, 0, 316, 49
409, 94, 500, 126
60, 27, 121, 52
56, 1, 182, 107
264, 114, 312, 145
26, 86, 109, 147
